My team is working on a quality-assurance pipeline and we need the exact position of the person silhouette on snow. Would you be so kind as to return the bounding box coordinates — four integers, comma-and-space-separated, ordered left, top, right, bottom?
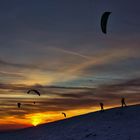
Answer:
121, 98, 127, 107
100, 102, 104, 111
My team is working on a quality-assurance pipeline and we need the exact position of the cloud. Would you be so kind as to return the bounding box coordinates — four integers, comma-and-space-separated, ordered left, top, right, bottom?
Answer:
48, 46, 91, 60
0, 78, 140, 119
46, 47, 139, 85
0, 45, 139, 87
0, 71, 26, 79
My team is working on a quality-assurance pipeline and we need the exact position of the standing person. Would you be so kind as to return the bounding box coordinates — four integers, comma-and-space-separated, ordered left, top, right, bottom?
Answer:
121, 98, 127, 107
100, 102, 104, 111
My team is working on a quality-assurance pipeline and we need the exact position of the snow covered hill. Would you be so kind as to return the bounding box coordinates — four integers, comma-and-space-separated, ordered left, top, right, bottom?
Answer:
0, 105, 140, 140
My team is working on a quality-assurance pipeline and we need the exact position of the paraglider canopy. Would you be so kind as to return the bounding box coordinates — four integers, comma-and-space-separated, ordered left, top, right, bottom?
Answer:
101, 12, 112, 34
27, 89, 40, 96
62, 112, 66, 118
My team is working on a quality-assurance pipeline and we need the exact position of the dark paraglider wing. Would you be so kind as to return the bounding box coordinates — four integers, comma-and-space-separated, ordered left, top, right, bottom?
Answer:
62, 112, 66, 117
101, 12, 111, 34
27, 89, 40, 96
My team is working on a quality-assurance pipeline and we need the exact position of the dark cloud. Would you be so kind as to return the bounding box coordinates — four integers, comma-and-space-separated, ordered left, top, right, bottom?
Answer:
0, 78, 140, 118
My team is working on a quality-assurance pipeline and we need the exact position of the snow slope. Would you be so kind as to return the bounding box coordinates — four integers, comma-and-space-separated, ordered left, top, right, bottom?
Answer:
0, 105, 140, 140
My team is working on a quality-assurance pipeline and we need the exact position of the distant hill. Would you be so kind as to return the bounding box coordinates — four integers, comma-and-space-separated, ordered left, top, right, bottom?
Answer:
0, 105, 140, 140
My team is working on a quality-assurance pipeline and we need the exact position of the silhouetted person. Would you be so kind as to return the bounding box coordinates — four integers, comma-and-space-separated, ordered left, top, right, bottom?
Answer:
121, 98, 127, 107
100, 102, 104, 111
17, 103, 21, 108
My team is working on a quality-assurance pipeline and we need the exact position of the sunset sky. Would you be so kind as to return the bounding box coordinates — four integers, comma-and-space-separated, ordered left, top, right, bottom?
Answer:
0, 0, 140, 131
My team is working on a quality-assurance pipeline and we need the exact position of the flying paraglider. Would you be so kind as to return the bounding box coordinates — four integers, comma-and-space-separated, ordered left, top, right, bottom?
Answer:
27, 89, 40, 96
101, 12, 112, 34
17, 103, 21, 108
62, 112, 66, 118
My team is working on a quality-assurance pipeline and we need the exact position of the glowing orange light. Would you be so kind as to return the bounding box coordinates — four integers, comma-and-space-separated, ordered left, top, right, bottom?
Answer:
0, 107, 104, 130
31, 117, 42, 126
30, 114, 47, 126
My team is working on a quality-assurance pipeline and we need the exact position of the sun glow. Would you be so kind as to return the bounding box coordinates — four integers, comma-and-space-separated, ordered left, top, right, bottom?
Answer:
27, 112, 60, 126
0, 108, 102, 130
30, 113, 48, 126
31, 117, 41, 126
29, 108, 100, 126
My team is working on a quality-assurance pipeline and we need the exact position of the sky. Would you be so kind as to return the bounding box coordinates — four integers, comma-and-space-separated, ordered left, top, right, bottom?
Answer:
0, 0, 140, 131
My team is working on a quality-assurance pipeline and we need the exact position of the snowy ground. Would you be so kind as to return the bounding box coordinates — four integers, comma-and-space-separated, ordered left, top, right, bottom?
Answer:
0, 105, 140, 140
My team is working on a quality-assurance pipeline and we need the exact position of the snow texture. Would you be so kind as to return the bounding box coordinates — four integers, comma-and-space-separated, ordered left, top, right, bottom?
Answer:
0, 105, 140, 140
